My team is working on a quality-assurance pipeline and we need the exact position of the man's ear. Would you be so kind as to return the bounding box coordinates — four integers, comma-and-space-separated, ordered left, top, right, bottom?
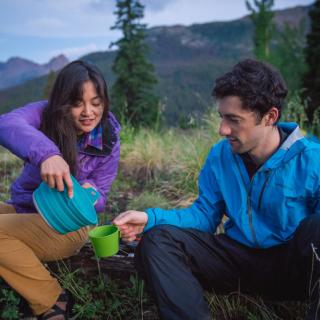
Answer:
264, 107, 279, 126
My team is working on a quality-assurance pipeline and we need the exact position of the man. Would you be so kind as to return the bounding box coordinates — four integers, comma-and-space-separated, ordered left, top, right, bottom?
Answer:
114, 59, 320, 320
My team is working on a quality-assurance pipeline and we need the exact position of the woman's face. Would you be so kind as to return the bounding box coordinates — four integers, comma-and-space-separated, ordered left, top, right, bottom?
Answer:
71, 80, 104, 135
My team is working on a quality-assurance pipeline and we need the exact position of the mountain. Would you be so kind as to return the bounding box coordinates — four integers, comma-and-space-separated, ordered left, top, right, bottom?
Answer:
0, 55, 69, 90
0, 5, 310, 124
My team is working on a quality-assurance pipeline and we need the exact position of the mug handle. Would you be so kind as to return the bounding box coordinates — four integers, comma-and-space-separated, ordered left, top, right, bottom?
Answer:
117, 226, 121, 240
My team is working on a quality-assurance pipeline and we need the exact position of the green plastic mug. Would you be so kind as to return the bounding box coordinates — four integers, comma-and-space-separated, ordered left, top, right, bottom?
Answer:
89, 225, 120, 258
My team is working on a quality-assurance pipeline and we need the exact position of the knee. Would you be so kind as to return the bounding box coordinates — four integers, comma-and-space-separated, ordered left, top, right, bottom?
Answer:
294, 215, 320, 252
134, 225, 178, 268
138, 225, 178, 253
135, 225, 179, 279
297, 215, 320, 237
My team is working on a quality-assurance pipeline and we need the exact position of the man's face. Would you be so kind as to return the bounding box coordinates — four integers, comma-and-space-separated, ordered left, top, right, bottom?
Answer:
217, 96, 267, 154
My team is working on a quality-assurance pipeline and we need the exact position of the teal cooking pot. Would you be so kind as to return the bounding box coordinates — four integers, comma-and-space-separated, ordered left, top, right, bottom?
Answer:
33, 176, 100, 234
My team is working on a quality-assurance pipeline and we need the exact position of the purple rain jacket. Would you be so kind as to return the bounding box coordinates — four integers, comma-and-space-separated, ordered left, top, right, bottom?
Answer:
0, 101, 121, 213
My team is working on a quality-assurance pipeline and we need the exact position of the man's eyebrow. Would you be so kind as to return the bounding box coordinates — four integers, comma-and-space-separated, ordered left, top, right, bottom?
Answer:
218, 112, 245, 119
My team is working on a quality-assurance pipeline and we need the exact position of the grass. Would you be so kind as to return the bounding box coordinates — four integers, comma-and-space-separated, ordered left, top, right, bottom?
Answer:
48, 261, 157, 320
126, 191, 171, 211
0, 147, 22, 202
120, 111, 220, 202
0, 285, 20, 320
206, 292, 307, 320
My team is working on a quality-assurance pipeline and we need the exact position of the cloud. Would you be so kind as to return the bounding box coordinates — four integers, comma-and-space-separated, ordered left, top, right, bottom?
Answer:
26, 17, 66, 29
142, 0, 173, 12
49, 43, 108, 60
143, 0, 248, 26
88, 0, 172, 13
1, 0, 314, 38
0, 0, 116, 38
87, 0, 114, 12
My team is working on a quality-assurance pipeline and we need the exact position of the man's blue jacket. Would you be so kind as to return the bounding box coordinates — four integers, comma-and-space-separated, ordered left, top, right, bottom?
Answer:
145, 123, 320, 248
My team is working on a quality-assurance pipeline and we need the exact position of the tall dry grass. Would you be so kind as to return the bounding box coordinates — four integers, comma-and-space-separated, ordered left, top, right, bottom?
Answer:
119, 111, 221, 208
0, 147, 22, 201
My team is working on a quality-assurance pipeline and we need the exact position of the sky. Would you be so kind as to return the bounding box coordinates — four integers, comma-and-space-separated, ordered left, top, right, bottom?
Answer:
0, 0, 315, 64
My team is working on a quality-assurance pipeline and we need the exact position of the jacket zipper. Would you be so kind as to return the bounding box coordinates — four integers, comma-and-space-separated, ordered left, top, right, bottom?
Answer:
235, 157, 274, 247
246, 185, 259, 246
234, 155, 259, 247
257, 170, 271, 210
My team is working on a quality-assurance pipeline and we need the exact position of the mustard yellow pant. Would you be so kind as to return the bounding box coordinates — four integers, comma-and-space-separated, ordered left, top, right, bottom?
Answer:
0, 202, 89, 315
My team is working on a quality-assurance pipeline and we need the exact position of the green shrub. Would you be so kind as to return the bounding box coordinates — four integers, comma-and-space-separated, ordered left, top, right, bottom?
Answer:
0, 286, 20, 320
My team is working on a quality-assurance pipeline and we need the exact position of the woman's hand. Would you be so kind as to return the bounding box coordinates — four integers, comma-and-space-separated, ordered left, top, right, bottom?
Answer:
82, 183, 98, 204
81, 182, 95, 189
113, 210, 148, 242
40, 155, 73, 198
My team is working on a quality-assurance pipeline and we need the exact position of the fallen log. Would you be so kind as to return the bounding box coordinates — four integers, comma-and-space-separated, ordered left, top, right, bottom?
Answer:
47, 242, 136, 280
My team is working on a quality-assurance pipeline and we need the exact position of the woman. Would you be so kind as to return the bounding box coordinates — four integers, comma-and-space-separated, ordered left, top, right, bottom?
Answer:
0, 60, 120, 319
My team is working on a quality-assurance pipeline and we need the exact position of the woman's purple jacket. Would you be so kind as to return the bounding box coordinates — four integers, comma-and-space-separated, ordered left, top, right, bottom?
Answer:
0, 101, 121, 214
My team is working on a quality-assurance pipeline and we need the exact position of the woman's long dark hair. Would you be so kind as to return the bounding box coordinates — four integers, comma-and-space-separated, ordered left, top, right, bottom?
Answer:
41, 60, 109, 174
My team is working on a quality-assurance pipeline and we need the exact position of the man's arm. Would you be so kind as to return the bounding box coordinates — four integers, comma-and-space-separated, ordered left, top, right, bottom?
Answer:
144, 150, 225, 232
114, 147, 225, 241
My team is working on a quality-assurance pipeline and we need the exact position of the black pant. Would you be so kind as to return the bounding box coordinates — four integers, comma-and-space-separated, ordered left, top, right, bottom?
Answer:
135, 215, 320, 320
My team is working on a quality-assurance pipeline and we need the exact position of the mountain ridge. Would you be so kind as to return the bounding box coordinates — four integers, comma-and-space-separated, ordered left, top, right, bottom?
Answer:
0, 54, 69, 90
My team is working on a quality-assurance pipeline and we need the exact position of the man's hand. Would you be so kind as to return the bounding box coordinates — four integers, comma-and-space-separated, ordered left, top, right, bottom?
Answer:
113, 210, 148, 242
40, 155, 73, 198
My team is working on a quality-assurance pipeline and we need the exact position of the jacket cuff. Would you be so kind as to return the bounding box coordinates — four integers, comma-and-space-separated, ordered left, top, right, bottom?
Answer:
36, 151, 62, 167
144, 208, 156, 232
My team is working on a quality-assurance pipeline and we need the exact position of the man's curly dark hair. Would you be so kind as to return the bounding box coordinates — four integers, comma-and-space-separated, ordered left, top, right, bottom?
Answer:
212, 59, 288, 122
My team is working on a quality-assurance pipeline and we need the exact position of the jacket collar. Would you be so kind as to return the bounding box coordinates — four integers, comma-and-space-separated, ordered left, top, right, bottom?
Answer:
261, 122, 306, 170
233, 122, 307, 171
79, 112, 120, 157
278, 122, 304, 150
78, 124, 103, 151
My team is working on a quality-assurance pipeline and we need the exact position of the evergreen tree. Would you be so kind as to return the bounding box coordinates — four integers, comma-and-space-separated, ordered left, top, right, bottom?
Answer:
302, 0, 320, 123
246, 0, 275, 61
270, 21, 307, 97
43, 71, 57, 99
110, 0, 159, 127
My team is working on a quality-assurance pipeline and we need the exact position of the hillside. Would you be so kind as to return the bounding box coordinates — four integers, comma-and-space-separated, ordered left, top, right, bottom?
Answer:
0, 55, 68, 90
0, 5, 310, 125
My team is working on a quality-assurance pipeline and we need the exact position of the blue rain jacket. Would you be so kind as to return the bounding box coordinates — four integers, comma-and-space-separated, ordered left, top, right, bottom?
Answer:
145, 123, 320, 248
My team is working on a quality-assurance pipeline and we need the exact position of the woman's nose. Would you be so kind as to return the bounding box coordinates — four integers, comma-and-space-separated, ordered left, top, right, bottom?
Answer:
81, 105, 92, 116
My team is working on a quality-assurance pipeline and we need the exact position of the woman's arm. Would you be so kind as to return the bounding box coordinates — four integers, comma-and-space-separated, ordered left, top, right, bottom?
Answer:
0, 101, 61, 166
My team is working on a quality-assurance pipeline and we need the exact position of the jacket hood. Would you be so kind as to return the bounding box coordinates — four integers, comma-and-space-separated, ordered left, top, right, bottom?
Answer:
262, 122, 307, 170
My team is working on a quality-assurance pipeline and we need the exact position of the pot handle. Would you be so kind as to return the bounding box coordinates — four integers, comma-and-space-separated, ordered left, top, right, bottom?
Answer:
84, 187, 101, 204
